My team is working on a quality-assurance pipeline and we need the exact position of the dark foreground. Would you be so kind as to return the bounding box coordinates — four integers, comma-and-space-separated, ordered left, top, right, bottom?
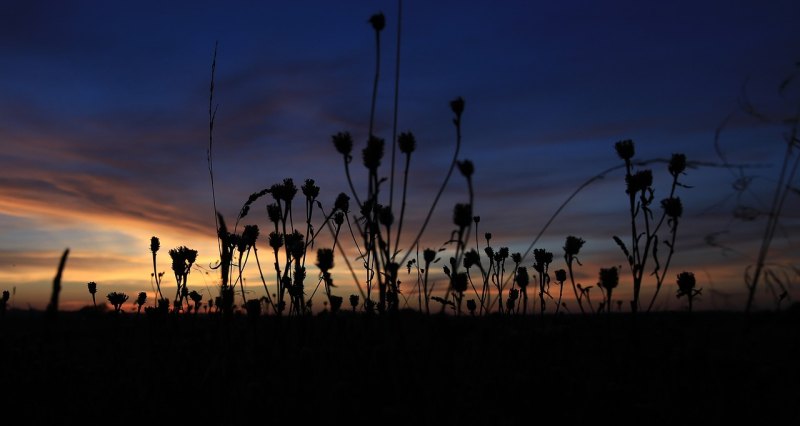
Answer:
0, 310, 798, 424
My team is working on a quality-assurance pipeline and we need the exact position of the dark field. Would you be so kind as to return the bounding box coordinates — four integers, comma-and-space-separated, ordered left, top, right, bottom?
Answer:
1, 311, 798, 424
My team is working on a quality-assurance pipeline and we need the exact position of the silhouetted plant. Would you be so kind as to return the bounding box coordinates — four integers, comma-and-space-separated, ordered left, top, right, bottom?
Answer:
532, 249, 553, 317
598, 267, 619, 315
563, 236, 587, 314
612, 140, 688, 313
169, 246, 198, 311
466, 299, 477, 316
554, 269, 567, 314
87, 281, 97, 309
515, 266, 530, 315
676, 271, 701, 312
150, 237, 164, 303
135, 292, 147, 314
188, 290, 203, 315
107, 292, 129, 313
349, 294, 359, 312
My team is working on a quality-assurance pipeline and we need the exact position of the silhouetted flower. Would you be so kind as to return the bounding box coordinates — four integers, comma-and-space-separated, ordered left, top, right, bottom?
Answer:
466, 299, 477, 315
242, 225, 260, 248
378, 205, 394, 226
453, 203, 472, 228
189, 290, 202, 306
484, 246, 494, 259
362, 136, 385, 171
267, 203, 282, 224
136, 292, 147, 308
626, 170, 653, 194
334, 192, 350, 213
533, 249, 553, 271
87, 281, 97, 295
563, 236, 585, 257
150, 236, 160, 254
398, 132, 416, 154
508, 288, 519, 301
332, 131, 353, 157
452, 273, 468, 293
316, 248, 334, 273
515, 267, 529, 288
1, 290, 8, 303
369, 12, 385, 31
598, 267, 619, 291
268, 231, 283, 249
511, 252, 522, 264
615, 139, 635, 161
450, 97, 465, 119
423, 248, 437, 265
498, 247, 509, 260
349, 294, 360, 311
555, 269, 567, 283
669, 153, 687, 177
457, 160, 474, 178
464, 250, 481, 269
661, 197, 683, 219
286, 231, 305, 260
676, 271, 697, 298
271, 178, 298, 203
302, 179, 320, 200
107, 292, 129, 313
485, 232, 492, 241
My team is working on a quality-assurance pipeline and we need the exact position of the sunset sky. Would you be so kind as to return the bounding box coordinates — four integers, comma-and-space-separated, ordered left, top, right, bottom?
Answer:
1, 0, 798, 312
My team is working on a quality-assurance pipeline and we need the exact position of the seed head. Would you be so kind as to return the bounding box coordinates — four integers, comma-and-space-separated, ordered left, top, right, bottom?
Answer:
450, 97, 465, 119
669, 153, 687, 177
423, 248, 437, 264
87, 281, 97, 295
598, 267, 619, 291
661, 197, 683, 219
626, 170, 653, 194
301, 179, 320, 200
563, 236, 585, 257
369, 12, 385, 32
453, 203, 472, 228
316, 248, 334, 273
615, 139, 635, 161
457, 160, 474, 179
398, 132, 416, 154
332, 131, 353, 157
150, 236, 160, 254
334, 193, 350, 213
362, 136, 385, 171
515, 267, 529, 288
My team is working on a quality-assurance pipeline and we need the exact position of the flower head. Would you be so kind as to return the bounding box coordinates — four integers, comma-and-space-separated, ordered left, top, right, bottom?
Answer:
316, 248, 334, 273
563, 236, 585, 258
615, 139, 635, 161
450, 97, 465, 119
87, 281, 97, 295
150, 236, 160, 254
515, 267, 529, 288
242, 225, 260, 248
267, 203, 282, 224
452, 272, 468, 293
626, 170, 653, 194
463, 250, 481, 269
676, 271, 697, 298
555, 269, 567, 283
398, 132, 416, 154
301, 179, 320, 200
362, 136, 385, 171
453, 203, 472, 228
598, 267, 619, 291
334, 192, 350, 213
369, 12, 385, 32
661, 197, 683, 219
332, 131, 353, 157
457, 160, 474, 178
423, 248, 437, 265
669, 153, 687, 177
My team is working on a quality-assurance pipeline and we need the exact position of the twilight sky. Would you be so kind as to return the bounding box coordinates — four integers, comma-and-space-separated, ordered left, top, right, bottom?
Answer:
1, 0, 798, 311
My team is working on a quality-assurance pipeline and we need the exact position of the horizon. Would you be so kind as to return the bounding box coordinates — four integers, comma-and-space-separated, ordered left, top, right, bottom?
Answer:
1, 0, 798, 312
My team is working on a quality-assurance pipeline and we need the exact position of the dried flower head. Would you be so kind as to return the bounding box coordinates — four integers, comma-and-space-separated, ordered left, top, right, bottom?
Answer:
398, 132, 416, 154
466, 299, 477, 314
661, 197, 683, 219
598, 267, 619, 291
378, 205, 394, 227
555, 269, 567, 283
515, 267, 529, 288
463, 250, 481, 269
626, 169, 653, 194
87, 281, 97, 295
450, 97, 465, 119
349, 294, 360, 308
615, 139, 635, 161
452, 272, 468, 293
268, 231, 283, 249
511, 252, 522, 264
267, 203, 282, 224
669, 153, 687, 177
563, 236, 585, 257
301, 179, 320, 200
498, 247, 509, 260
150, 236, 160, 254
423, 248, 437, 264
316, 248, 334, 273
362, 136, 385, 171
457, 160, 474, 178
242, 225, 260, 248
136, 292, 147, 306
332, 131, 353, 157
676, 271, 697, 298
453, 203, 472, 228
334, 211, 345, 226
369, 12, 385, 31
334, 192, 350, 213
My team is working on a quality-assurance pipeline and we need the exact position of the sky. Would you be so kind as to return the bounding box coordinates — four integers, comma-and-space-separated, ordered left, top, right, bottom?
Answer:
1, 0, 798, 312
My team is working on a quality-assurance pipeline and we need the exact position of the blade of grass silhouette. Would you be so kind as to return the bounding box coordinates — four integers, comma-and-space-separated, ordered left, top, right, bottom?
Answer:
46, 249, 69, 319
207, 42, 221, 259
